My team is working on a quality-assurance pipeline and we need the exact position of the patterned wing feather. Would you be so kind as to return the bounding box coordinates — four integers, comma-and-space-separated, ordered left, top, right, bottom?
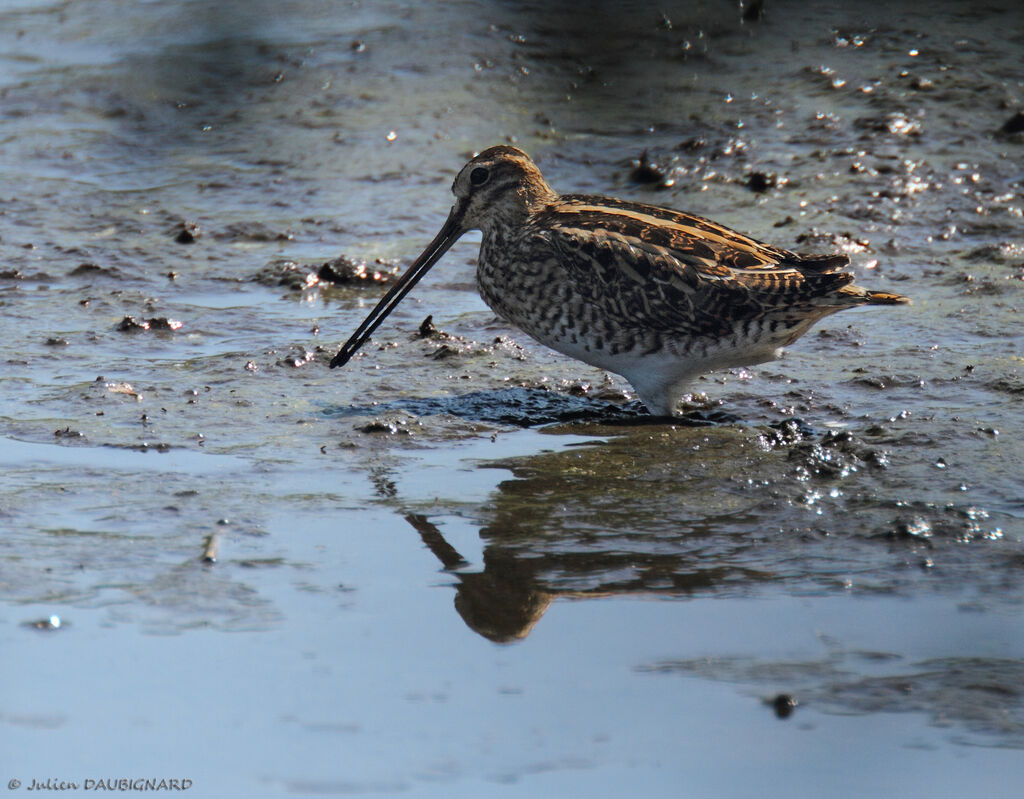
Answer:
534, 197, 859, 337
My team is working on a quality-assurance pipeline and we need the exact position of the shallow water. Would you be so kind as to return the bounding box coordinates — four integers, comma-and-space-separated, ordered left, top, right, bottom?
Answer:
1, 0, 1023, 795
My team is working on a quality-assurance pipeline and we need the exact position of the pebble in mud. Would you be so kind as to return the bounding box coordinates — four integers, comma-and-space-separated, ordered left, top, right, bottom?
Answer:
201, 533, 219, 564
173, 221, 201, 244
416, 315, 443, 339
746, 171, 777, 193
628, 150, 676, 188
771, 694, 798, 719
24, 615, 65, 632
104, 381, 142, 401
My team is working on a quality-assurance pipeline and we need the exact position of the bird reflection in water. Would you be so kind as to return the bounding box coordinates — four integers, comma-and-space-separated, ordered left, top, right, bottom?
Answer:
396, 426, 801, 642
405, 506, 769, 644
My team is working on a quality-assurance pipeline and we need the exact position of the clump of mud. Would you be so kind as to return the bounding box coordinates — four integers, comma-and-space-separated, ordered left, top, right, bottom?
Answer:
317, 255, 402, 285
622, 133, 782, 195
116, 316, 183, 332
250, 256, 401, 291
787, 429, 891, 480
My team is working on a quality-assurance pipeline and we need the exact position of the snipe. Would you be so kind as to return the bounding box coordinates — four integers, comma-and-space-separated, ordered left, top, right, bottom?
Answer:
331, 146, 908, 415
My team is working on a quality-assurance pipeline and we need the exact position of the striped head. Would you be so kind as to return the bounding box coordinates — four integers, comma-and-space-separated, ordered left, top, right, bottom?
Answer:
449, 146, 559, 233
329, 145, 555, 368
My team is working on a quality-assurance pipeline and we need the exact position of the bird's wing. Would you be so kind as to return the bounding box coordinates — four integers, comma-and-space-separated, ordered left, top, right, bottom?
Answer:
555, 194, 851, 271
532, 197, 854, 337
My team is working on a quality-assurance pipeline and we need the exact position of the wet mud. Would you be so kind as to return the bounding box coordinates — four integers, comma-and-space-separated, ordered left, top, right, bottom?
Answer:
1, 0, 1022, 794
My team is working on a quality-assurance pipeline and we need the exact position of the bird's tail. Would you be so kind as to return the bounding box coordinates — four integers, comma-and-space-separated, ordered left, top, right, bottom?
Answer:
834, 283, 911, 306
864, 290, 911, 305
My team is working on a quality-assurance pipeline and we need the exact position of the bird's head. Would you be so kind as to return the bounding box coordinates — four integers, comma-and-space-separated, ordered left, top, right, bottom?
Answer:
449, 145, 558, 233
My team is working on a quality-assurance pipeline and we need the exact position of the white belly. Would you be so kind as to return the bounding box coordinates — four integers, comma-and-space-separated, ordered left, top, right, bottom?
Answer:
524, 323, 784, 416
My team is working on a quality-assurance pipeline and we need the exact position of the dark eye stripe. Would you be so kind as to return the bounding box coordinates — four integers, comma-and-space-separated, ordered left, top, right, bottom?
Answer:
474, 177, 520, 198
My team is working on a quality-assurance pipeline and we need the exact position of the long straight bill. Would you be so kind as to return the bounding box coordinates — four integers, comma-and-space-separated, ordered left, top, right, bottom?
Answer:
330, 211, 462, 369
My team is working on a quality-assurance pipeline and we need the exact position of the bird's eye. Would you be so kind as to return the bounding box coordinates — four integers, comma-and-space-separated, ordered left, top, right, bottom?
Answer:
469, 167, 490, 186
